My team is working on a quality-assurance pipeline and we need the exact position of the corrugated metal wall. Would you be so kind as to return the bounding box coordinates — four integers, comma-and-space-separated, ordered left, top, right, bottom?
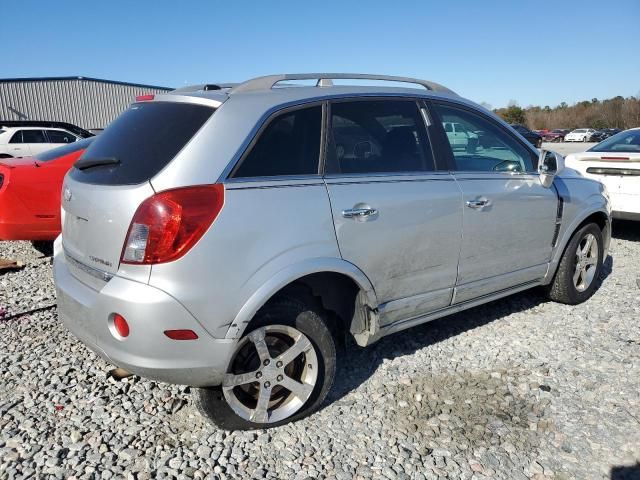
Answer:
0, 78, 171, 130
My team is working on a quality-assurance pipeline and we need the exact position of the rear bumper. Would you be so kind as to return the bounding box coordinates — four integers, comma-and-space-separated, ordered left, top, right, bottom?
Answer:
53, 251, 236, 387
610, 192, 640, 221
0, 218, 59, 241
612, 211, 640, 221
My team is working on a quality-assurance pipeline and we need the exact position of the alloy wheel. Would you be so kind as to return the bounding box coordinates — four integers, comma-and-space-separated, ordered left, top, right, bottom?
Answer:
222, 325, 318, 424
573, 233, 598, 292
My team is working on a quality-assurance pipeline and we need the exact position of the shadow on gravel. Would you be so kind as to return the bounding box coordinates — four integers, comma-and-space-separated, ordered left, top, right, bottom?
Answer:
330, 288, 551, 403
610, 463, 640, 480
612, 220, 640, 242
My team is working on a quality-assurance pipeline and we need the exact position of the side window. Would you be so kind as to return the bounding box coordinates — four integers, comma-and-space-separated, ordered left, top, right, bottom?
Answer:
9, 131, 23, 143
47, 130, 77, 143
327, 100, 434, 174
434, 104, 535, 172
232, 106, 322, 178
21, 130, 47, 143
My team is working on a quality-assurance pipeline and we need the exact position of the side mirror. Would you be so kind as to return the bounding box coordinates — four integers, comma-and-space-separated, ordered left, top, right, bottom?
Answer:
538, 150, 565, 188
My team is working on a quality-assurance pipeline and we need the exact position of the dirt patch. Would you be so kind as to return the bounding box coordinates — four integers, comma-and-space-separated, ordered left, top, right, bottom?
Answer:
381, 369, 552, 455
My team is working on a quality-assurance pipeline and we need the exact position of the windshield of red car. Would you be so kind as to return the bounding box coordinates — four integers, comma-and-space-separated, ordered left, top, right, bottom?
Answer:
35, 138, 94, 162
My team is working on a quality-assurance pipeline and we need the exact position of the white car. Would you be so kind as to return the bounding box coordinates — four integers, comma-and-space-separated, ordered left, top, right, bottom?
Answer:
565, 128, 640, 220
565, 128, 597, 142
0, 126, 80, 158
443, 121, 478, 150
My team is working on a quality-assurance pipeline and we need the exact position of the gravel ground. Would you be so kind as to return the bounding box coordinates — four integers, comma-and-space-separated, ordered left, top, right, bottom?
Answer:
1, 223, 639, 480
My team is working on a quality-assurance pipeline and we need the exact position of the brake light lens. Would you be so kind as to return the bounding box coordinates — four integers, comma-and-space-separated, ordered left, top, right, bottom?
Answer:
121, 184, 224, 265
135, 94, 155, 101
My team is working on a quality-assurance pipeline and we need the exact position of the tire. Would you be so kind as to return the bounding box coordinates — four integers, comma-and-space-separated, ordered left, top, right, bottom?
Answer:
31, 241, 54, 257
196, 293, 337, 430
546, 223, 603, 305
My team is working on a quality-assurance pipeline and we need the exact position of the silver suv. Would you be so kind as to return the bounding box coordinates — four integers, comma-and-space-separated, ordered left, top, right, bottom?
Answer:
54, 73, 611, 429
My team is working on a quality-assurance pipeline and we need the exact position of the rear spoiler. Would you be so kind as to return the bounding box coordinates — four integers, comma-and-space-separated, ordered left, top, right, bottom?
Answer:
0, 120, 94, 138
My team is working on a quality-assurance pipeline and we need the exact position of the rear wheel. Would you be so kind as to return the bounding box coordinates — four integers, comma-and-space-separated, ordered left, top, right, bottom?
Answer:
546, 223, 603, 304
196, 294, 337, 430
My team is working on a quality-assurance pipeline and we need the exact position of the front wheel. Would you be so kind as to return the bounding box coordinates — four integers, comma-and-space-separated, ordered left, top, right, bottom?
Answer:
196, 294, 337, 430
546, 223, 603, 304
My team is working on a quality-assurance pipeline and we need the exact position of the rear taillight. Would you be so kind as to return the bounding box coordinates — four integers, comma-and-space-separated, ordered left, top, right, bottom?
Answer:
121, 184, 224, 265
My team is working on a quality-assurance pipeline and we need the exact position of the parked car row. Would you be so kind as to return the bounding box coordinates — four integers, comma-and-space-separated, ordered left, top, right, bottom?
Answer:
1, 73, 635, 430
530, 128, 623, 143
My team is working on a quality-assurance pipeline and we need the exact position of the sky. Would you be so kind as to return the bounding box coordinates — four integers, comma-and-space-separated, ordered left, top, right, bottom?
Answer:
3, 0, 639, 109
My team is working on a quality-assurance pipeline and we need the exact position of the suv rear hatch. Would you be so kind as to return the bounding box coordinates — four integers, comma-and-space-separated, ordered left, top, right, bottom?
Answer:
61, 100, 216, 279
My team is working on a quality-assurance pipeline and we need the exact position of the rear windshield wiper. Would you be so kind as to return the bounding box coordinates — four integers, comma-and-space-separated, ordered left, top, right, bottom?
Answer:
75, 157, 121, 171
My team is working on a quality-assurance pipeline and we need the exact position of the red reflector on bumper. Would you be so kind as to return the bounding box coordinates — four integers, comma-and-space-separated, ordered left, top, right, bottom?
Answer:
164, 329, 199, 340
113, 314, 129, 338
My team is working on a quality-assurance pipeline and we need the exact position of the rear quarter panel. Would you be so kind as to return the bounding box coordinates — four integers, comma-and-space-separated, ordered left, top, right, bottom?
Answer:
147, 179, 343, 339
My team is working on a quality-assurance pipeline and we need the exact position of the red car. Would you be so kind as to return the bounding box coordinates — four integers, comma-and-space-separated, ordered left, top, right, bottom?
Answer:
0, 138, 92, 242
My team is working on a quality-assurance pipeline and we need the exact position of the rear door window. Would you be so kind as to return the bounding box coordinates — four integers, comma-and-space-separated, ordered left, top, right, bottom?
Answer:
231, 105, 322, 178
70, 102, 214, 185
326, 100, 434, 174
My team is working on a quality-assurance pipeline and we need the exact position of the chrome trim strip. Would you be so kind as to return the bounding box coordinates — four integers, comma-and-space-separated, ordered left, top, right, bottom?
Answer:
65, 252, 113, 283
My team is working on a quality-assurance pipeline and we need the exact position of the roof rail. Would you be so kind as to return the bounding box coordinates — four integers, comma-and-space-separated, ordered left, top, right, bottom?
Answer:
172, 83, 238, 93
230, 73, 456, 95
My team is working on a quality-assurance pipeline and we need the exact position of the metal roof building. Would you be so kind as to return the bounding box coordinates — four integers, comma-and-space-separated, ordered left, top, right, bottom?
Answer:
0, 76, 171, 131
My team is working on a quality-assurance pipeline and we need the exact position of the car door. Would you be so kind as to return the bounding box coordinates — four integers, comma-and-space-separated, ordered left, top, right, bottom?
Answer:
7, 130, 31, 156
443, 122, 457, 147
429, 101, 558, 304
455, 123, 470, 148
324, 98, 463, 326
21, 129, 49, 155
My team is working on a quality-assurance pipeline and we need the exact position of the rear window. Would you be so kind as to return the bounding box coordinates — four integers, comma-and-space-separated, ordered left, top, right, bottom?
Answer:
70, 102, 214, 185
36, 138, 93, 162
231, 105, 322, 178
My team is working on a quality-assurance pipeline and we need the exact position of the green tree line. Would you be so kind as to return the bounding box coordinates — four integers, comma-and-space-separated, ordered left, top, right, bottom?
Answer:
494, 96, 640, 130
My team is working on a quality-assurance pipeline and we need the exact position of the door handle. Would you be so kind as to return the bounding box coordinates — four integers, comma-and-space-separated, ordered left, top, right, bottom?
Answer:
465, 199, 491, 209
342, 207, 378, 219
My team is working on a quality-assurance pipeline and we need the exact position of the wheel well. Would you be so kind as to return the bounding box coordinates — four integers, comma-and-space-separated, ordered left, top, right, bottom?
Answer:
272, 272, 362, 339
0, 154, 13, 159
578, 211, 608, 236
